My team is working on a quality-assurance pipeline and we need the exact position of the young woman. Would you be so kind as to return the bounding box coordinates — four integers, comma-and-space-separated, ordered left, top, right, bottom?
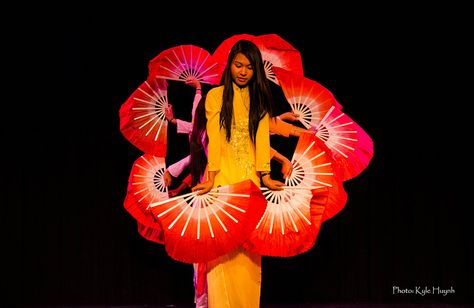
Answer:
192, 39, 283, 308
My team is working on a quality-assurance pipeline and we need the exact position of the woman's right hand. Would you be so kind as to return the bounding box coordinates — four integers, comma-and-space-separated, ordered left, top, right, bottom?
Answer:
185, 76, 201, 89
278, 111, 299, 122
163, 170, 173, 187
165, 104, 174, 122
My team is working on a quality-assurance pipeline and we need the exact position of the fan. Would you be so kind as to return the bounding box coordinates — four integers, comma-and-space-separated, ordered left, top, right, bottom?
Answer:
319, 173, 348, 223
273, 67, 342, 129
119, 76, 169, 156
291, 132, 348, 222
244, 133, 340, 257
124, 192, 164, 244
274, 67, 373, 181
128, 153, 169, 205
123, 154, 169, 234
314, 105, 374, 181
148, 44, 221, 85
257, 33, 304, 85
148, 179, 267, 264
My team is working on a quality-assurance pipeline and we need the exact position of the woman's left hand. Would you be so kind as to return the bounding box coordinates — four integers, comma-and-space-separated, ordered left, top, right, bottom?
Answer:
262, 176, 284, 191
281, 157, 293, 179
192, 180, 213, 195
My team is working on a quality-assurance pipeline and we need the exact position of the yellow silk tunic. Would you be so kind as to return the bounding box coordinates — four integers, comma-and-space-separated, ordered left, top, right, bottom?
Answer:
206, 84, 271, 186
204, 83, 270, 308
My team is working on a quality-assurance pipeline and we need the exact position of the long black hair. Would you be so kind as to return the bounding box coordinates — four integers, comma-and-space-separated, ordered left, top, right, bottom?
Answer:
219, 39, 274, 144
189, 95, 208, 186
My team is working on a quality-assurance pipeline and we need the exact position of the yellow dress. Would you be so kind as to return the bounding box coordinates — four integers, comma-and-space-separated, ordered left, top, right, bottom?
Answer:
205, 83, 270, 308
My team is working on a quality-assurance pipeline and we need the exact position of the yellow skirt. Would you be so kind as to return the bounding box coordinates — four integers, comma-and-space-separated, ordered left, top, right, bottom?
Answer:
207, 246, 262, 308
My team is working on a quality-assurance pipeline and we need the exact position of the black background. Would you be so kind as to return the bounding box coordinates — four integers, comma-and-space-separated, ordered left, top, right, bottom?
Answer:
3, 4, 472, 307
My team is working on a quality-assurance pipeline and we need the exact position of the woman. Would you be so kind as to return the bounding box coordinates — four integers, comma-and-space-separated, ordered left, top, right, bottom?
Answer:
162, 76, 202, 189
192, 39, 283, 308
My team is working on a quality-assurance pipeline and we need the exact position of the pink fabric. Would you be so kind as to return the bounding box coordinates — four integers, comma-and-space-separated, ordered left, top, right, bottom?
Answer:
193, 263, 208, 307
176, 119, 193, 135
167, 155, 190, 177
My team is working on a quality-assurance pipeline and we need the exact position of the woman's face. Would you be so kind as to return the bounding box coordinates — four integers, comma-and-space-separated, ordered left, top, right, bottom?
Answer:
231, 53, 254, 87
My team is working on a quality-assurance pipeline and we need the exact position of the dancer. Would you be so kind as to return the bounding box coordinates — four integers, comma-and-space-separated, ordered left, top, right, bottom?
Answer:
162, 77, 202, 190
189, 94, 292, 308
192, 39, 283, 308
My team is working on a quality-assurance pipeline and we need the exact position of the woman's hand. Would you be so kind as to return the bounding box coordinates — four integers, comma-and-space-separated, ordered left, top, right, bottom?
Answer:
165, 104, 175, 123
192, 180, 214, 195
261, 174, 284, 191
185, 76, 201, 90
278, 111, 299, 122
280, 157, 293, 179
163, 170, 173, 187
168, 182, 189, 197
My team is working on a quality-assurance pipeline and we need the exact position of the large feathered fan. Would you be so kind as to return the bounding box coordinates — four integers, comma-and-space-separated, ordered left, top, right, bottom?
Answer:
148, 180, 267, 264
244, 133, 340, 257
273, 67, 342, 129
119, 76, 169, 156
148, 44, 221, 85
313, 105, 374, 181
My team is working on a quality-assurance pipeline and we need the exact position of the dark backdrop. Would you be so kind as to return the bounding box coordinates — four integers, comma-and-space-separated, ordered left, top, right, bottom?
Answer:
3, 5, 472, 307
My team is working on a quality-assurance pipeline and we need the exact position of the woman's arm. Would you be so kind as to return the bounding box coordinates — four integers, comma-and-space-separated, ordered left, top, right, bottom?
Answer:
205, 89, 221, 173
257, 114, 284, 190
270, 147, 293, 179
191, 170, 216, 195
